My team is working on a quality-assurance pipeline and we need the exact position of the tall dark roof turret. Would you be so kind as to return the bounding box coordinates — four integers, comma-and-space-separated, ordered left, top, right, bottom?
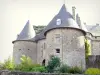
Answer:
44, 4, 85, 35
17, 20, 36, 40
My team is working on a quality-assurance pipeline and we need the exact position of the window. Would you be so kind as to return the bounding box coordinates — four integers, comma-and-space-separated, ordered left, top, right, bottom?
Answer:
56, 19, 61, 25
56, 49, 60, 53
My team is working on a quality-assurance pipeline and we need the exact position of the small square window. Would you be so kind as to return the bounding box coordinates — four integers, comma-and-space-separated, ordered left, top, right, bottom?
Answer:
56, 49, 60, 53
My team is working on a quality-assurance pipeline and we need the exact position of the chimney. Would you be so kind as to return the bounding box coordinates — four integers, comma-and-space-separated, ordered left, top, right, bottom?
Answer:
72, 6, 76, 20
96, 23, 99, 26
84, 22, 86, 25
76, 14, 82, 28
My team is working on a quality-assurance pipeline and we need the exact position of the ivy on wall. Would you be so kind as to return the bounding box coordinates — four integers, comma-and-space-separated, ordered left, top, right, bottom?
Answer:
85, 38, 91, 60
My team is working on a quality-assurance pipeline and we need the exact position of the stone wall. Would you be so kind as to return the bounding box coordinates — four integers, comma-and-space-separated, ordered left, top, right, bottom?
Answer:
86, 55, 100, 68
13, 41, 37, 64
91, 40, 100, 55
0, 71, 85, 75
37, 39, 46, 65
46, 28, 86, 69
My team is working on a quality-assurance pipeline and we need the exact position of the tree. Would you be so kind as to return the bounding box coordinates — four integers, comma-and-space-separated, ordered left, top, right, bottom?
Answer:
46, 55, 61, 73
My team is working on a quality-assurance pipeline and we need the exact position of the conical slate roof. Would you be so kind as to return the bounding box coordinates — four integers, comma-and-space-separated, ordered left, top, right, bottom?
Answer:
44, 4, 84, 35
17, 20, 36, 40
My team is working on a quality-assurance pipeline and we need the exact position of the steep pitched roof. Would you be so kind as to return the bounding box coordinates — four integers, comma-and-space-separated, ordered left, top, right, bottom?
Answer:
17, 20, 36, 40
43, 4, 85, 35
86, 24, 100, 36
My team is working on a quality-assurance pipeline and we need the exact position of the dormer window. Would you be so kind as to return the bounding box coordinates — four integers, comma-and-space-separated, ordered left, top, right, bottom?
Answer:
56, 19, 61, 25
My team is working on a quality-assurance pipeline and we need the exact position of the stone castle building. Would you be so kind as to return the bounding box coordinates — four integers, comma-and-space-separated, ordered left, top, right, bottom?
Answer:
12, 4, 100, 69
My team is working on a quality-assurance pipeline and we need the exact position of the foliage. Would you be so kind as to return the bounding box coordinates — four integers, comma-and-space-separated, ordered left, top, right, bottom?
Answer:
31, 66, 47, 72
59, 64, 70, 73
85, 68, 100, 75
0, 57, 15, 70
46, 55, 61, 73
85, 38, 91, 60
68, 66, 83, 74
15, 55, 46, 72
33, 25, 46, 34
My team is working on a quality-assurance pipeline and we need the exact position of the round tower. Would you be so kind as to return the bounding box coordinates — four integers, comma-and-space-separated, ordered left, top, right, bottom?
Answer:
12, 20, 37, 64
44, 4, 86, 69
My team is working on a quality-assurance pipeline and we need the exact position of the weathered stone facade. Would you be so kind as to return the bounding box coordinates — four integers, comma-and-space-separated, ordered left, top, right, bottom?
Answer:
12, 4, 100, 70
37, 39, 46, 65
91, 40, 100, 55
46, 28, 86, 69
13, 41, 37, 64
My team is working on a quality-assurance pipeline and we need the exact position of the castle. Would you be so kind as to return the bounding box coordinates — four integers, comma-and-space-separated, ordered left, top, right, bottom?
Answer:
12, 4, 100, 69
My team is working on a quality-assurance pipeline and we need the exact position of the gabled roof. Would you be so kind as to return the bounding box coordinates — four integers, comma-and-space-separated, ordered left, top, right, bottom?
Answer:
17, 20, 36, 40
43, 4, 85, 35
86, 24, 100, 36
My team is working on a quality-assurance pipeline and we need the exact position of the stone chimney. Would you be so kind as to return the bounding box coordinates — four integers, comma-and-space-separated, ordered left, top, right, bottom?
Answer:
76, 14, 82, 28
96, 23, 99, 26
72, 6, 76, 20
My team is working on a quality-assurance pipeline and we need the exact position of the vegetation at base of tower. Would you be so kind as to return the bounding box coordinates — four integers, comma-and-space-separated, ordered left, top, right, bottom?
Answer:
58, 64, 70, 73
0, 55, 89, 74
58, 64, 83, 74
85, 68, 100, 75
68, 66, 83, 74
46, 55, 61, 73
15, 55, 46, 72
0, 57, 15, 70
85, 38, 91, 60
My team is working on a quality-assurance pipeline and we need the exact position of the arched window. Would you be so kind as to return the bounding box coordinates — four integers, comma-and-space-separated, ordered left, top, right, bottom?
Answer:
56, 19, 61, 25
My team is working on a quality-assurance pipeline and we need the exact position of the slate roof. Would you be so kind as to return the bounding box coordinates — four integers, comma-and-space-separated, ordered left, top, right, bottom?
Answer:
43, 4, 86, 35
17, 20, 36, 40
86, 24, 100, 36
32, 4, 86, 41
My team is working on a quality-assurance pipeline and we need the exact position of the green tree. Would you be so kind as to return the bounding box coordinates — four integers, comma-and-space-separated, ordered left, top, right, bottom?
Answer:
0, 57, 15, 70
46, 55, 61, 73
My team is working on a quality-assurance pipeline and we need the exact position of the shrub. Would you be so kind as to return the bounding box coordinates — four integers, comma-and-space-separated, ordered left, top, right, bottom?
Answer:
0, 57, 15, 70
46, 55, 61, 73
85, 68, 100, 75
59, 64, 70, 73
15, 55, 33, 71
69, 66, 83, 74
15, 55, 46, 72
31, 66, 47, 72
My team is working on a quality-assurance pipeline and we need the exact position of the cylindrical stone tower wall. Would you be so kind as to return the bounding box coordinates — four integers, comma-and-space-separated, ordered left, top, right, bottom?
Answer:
46, 28, 86, 69
13, 41, 37, 64
37, 39, 46, 65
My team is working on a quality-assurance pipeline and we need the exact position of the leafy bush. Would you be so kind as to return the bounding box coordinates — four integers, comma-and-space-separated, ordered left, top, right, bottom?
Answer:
59, 64, 70, 73
69, 66, 83, 74
15, 55, 33, 71
0, 57, 15, 70
85, 68, 100, 75
46, 55, 61, 73
15, 55, 46, 72
31, 66, 47, 72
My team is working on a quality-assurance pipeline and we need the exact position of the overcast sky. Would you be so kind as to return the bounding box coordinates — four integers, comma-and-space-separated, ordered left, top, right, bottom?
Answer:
0, 0, 100, 62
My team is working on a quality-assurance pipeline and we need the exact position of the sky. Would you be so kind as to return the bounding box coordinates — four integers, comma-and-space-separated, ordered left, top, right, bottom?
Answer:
0, 0, 100, 62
